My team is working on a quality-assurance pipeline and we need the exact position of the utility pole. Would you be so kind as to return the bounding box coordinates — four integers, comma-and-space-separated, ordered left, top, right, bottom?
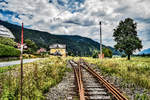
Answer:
99, 21, 102, 59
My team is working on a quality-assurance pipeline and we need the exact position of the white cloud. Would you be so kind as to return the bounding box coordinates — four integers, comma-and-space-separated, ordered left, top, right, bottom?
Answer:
0, 0, 150, 50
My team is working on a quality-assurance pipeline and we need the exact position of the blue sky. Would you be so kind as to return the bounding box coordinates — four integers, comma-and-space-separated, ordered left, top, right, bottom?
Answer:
0, 0, 150, 51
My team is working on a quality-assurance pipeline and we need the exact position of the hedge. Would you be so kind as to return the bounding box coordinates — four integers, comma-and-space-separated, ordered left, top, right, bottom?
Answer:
0, 44, 20, 57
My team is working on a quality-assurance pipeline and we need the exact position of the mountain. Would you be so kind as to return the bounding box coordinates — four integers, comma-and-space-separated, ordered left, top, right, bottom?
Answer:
138, 48, 150, 55
0, 20, 119, 56
107, 46, 122, 55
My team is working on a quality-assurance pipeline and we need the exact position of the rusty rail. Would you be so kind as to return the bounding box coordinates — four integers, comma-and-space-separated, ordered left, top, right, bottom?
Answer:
69, 60, 85, 100
70, 59, 128, 100
80, 59, 128, 100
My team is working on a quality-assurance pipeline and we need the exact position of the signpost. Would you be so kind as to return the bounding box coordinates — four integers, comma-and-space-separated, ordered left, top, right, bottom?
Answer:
20, 23, 24, 100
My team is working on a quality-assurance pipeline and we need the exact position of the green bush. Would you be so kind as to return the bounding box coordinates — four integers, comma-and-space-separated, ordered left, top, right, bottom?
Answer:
92, 48, 112, 58
103, 48, 112, 58
92, 51, 99, 58
121, 54, 126, 57
0, 44, 20, 57
0, 37, 17, 47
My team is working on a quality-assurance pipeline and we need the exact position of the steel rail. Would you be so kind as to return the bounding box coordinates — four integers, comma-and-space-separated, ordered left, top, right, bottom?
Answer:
78, 62, 85, 100
80, 59, 128, 100
69, 60, 85, 100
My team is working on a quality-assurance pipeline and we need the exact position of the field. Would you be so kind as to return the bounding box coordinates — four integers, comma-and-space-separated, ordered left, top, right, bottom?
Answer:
81, 57, 150, 99
0, 56, 71, 99
0, 56, 150, 99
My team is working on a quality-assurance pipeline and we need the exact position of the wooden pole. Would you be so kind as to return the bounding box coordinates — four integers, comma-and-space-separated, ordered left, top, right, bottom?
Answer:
99, 21, 102, 59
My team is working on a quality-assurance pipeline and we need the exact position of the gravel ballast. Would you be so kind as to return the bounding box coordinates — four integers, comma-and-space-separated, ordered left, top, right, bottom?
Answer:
46, 62, 75, 100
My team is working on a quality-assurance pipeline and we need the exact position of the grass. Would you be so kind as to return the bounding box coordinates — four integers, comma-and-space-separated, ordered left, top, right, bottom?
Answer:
0, 56, 149, 99
79, 57, 150, 99
0, 65, 18, 73
0, 56, 70, 100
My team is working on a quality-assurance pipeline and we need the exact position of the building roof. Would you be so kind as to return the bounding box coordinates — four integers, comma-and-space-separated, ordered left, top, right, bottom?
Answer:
49, 44, 66, 49
0, 25, 15, 39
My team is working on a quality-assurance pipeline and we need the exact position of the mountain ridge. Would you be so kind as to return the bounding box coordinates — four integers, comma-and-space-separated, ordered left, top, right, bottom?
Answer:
138, 48, 150, 55
0, 20, 120, 56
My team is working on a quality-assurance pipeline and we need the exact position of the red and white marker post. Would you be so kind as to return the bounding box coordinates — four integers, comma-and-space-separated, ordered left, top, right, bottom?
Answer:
20, 23, 24, 100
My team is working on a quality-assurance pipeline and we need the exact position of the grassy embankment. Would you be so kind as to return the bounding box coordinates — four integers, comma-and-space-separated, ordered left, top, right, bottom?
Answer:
1, 56, 149, 99
0, 56, 71, 100
80, 57, 150, 99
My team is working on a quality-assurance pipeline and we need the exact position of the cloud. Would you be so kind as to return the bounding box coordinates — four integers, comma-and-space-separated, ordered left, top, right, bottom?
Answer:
0, 0, 150, 51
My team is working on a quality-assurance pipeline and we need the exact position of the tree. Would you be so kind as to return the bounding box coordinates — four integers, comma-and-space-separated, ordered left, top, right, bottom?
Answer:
92, 48, 112, 58
92, 50, 99, 58
24, 39, 38, 54
113, 18, 142, 60
103, 48, 112, 58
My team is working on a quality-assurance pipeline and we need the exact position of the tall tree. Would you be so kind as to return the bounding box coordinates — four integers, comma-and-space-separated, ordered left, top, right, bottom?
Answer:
113, 18, 142, 60
24, 39, 37, 54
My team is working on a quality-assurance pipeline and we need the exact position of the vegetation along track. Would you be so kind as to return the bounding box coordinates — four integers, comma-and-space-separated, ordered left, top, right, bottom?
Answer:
68, 59, 128, 100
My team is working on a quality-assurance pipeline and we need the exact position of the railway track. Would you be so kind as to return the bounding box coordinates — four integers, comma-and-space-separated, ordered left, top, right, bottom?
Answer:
68, 59, 128, 100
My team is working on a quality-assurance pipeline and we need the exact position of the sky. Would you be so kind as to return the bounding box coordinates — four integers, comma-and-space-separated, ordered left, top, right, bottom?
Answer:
0, 0, 150, 52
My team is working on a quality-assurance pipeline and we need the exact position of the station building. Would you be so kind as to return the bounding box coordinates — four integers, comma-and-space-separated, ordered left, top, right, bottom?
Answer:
49, 44, 66, 57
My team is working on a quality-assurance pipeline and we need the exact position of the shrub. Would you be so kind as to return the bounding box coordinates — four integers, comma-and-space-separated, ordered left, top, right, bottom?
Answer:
121, 54, 126, 57
23, 54, 37, 58
103, 48, 112, 58
92, 51, 99, 58
0, 44, 20, 57
0, 37, 17, 47
92, 48, 112, 58
23, 54, 30, 58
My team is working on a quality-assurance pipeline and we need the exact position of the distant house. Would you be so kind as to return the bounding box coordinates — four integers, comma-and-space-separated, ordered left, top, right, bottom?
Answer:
37, 48, 46, 54
49, 44, 66, 57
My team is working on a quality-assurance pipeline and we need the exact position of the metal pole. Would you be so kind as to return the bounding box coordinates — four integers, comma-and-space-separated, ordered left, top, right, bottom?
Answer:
99, 21, 102, 59
20, 23, 24, 100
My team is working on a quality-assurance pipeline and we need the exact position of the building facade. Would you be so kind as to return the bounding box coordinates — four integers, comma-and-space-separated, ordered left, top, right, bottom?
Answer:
49, 44, 66, 57
0, 25, 15, 39
37, 48, 46, 54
